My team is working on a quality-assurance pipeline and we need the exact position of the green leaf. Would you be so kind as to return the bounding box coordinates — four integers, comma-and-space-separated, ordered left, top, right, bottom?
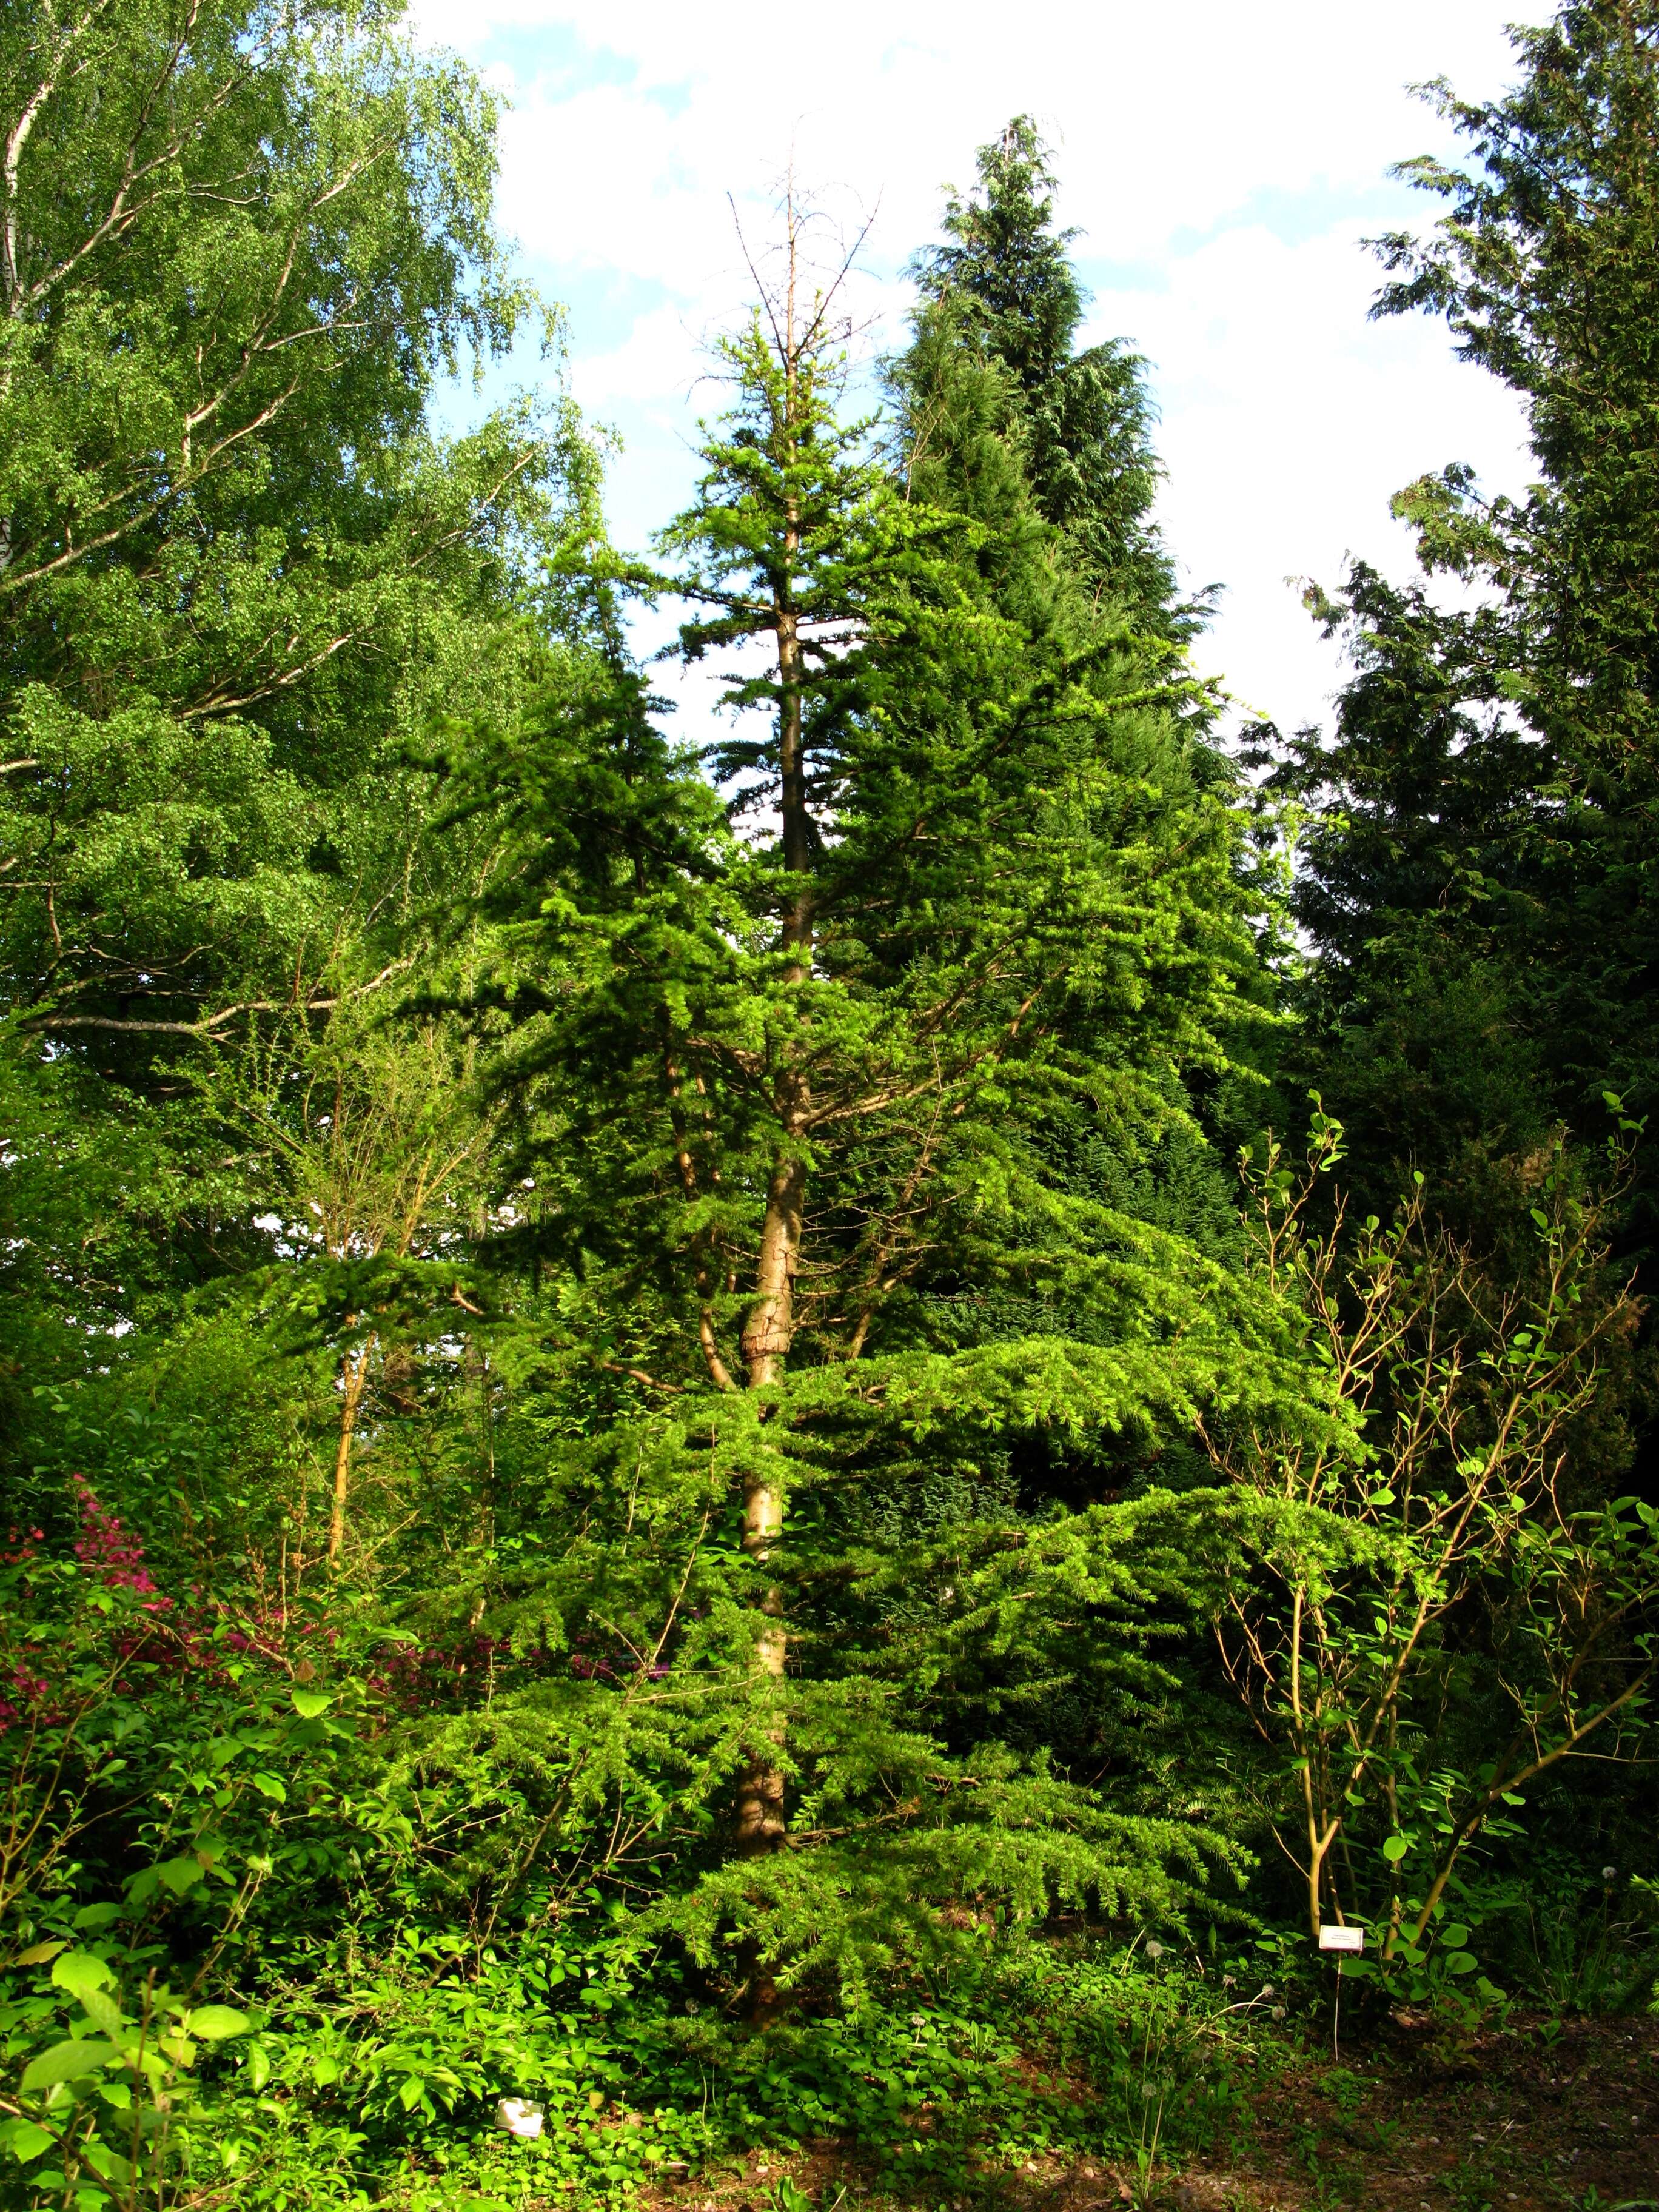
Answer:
80, 2139, 132, 2184
155, 1856, 206, 1897
21, 2040, 119, 2092
1438, 1922, 1470, 1948
78, 1988, 126, 2037
4, 2121, 56, 2163
186, 2006, 250, 2041
13, 1940, 67, 1967
290, 1689, 332, 1719
1381, 1834, 1410, 1863
50, 1952, 114, 2000
1444, 1951, 1478, 1976
250, 1772, 287, 1803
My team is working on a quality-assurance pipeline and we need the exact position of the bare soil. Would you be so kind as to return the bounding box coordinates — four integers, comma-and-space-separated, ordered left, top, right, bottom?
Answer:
646, 2014, 1658, 2212
1196, 2011, 1659, 2211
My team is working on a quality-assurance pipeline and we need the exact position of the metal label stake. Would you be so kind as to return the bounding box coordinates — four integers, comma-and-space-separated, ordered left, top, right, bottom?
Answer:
1318, 1924, 1364, 2058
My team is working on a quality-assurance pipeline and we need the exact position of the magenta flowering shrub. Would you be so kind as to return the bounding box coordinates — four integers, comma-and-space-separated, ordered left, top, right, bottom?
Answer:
68, 1473, 167, 1603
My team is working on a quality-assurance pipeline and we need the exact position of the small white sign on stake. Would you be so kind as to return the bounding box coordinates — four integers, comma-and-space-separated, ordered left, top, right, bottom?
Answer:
495, 2099, 545, 2139
1318, 1924, 1364, 1953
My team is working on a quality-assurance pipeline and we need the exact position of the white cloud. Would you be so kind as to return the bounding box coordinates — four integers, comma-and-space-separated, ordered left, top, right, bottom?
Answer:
418, 0, 1548, 269
411, 0, 1547, 731
1119, 222, 1532, 728
568, 301, 705, 411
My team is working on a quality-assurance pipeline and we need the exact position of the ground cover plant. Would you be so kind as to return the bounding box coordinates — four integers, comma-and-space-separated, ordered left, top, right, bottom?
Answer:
3, 3, 1659, 2208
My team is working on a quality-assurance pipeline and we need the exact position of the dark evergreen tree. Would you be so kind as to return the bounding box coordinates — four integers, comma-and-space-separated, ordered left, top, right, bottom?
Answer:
1281, 4, 1659, 1253
440, 195, 1287, 2005
1266, 12, 1659, 1936
894, 124, 1270, 1292
908, 118, 1202, 635
1265, 569, 1556, 1216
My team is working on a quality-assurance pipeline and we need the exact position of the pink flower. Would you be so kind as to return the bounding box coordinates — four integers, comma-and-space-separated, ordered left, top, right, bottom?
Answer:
69, 1477, 170, 1605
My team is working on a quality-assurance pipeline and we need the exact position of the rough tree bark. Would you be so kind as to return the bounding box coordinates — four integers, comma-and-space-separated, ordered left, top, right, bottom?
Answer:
326, 1331, 375, 1567
728, 219, 817, 2010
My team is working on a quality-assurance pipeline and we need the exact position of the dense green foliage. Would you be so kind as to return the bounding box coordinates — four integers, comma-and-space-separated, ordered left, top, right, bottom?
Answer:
906, 119, 1195, 633
1277, 0, 1659, 1251
2, 8, 1658, 2210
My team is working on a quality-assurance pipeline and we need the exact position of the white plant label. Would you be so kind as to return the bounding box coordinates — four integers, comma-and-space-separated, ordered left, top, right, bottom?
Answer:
1318, 1924, 1364, 1952
495, 2099, 545, 2139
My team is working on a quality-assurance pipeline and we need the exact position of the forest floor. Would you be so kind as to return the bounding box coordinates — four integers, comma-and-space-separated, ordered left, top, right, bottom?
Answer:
641, 2014, 1658, 2212
1149, 2010, 1659, 2210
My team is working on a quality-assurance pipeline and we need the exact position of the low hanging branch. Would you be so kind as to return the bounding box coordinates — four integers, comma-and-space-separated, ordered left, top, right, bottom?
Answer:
21, 957, 417, 1039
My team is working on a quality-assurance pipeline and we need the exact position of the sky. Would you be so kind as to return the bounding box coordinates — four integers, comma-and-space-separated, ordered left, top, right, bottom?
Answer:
407, 0, 1551, 739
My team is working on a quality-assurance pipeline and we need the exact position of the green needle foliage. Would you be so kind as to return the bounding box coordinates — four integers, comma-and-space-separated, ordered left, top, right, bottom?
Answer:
1, 24, 1657, 2211
908, 116, 1198, 633
1279, 1, 1659, 1252
443, 196, 1285, 2005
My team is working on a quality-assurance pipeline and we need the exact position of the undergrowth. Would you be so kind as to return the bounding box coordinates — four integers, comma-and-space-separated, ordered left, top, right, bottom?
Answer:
1, 1926, 1281, 2210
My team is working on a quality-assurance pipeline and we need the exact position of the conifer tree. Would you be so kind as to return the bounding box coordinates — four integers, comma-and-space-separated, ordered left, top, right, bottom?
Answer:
449, 196, 1289, 2003
908, 118, 1196, 633
1285, 3, 1659, 1245
893, 125, 1264, 1280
